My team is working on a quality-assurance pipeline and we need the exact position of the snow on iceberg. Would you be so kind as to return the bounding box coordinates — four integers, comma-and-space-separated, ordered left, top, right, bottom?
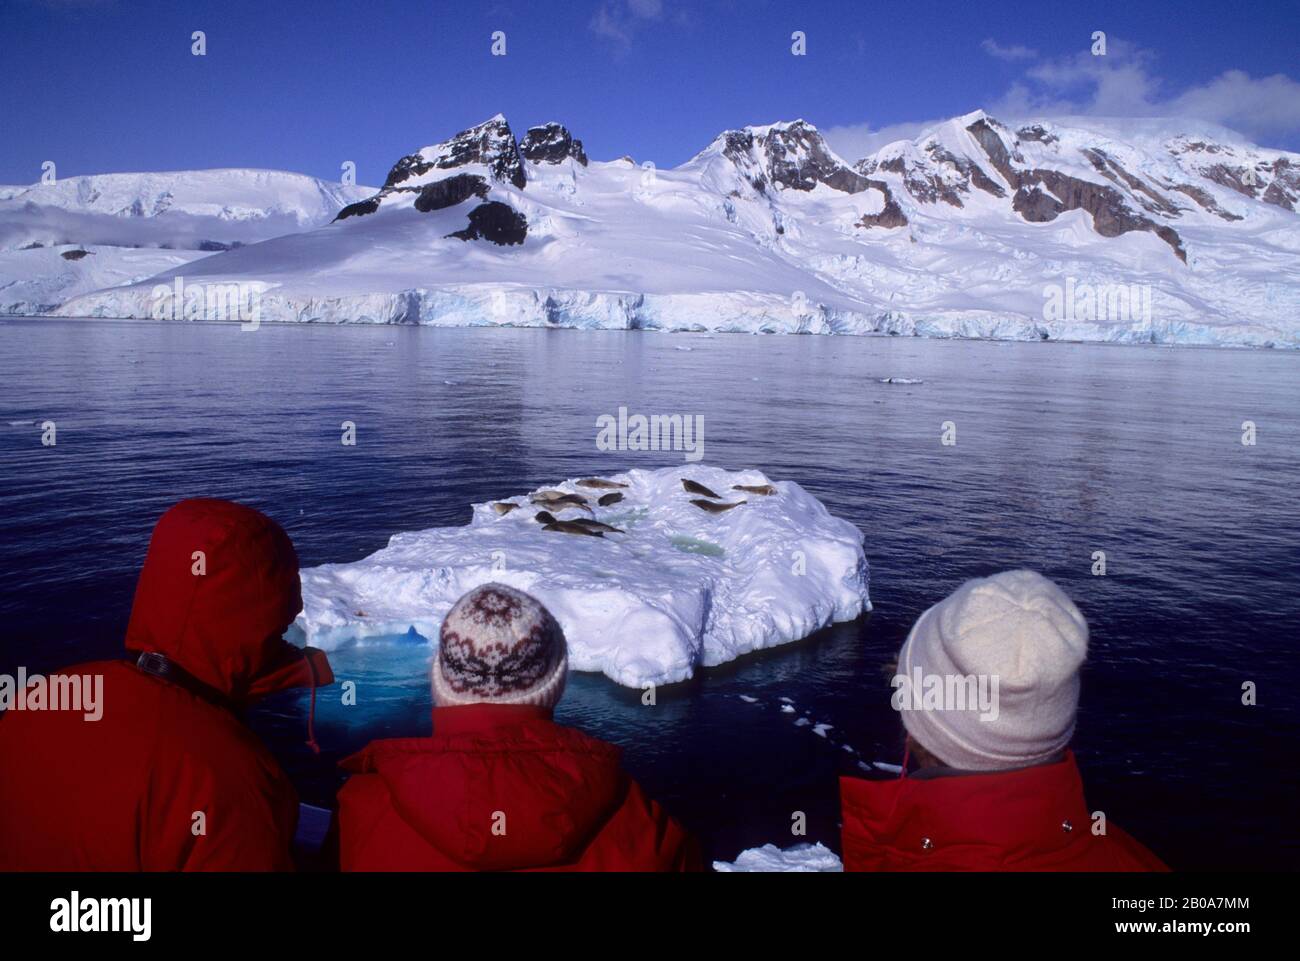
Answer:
296, 465, 870, 687
713, 842, 844, 873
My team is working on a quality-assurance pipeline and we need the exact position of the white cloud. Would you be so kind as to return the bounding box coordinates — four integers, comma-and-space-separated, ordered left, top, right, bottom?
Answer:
992, 39, 1300, 142
590, 0, 666, 48
1166, 70, 1300, 138
626, 0, 663, 18
981, 38, 1037, 62
831, 38, 1300, 158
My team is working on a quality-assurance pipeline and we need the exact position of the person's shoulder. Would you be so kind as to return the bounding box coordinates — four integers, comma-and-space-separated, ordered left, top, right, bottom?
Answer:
1102, 823, 1171, 871
533, 719, 624, 761
338, 735, 438, 773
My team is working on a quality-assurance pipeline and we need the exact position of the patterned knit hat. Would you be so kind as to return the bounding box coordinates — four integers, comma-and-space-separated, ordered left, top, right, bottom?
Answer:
431, 583, 568, 708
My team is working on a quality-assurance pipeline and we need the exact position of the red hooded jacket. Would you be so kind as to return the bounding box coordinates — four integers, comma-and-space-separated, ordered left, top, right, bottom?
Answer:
839, 751, 1168, 871
0, 499, 333, 871
334, 704, 701, 871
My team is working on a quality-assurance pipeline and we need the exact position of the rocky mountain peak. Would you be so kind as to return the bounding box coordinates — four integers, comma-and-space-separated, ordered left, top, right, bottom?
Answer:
384, 115, 526, 191
716, 119, 869, 195
520, 123, 588, 167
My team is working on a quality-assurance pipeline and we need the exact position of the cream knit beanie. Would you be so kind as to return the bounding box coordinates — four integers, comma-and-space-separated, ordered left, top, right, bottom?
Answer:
896, 570, 1088, 771
432, 583, 568, 709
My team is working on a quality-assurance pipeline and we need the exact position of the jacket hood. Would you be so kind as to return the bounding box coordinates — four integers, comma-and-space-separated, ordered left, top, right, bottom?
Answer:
124, 498, 332, 700
340, 705, 627, 870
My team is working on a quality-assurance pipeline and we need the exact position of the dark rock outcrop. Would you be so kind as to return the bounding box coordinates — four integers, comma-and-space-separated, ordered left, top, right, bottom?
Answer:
1168, 183, 1243, 221
448, 201, 528, 245
334, 197, 381, 221
521, 123, 588, 166
1016, 124, 1059, 145
855, 180, 909, 229
1011, 185, 1064, 222
383, 154, 435, 189
1082, 148, 1181, 216
1199, 163, 1262, 199
413, 174, 490, 212
1262, 158, 1298, 211
930, 145, 1006, 198
965, 117, 1021, 184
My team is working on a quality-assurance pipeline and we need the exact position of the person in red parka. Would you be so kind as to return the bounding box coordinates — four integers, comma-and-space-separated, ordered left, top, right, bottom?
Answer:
840, 570, 1167, 872
334, 582, 701, 871
0, 498, 333, 871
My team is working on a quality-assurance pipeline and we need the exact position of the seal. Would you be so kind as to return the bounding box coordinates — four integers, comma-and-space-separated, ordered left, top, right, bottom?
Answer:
732, 484, 776, 496
543, 521, 604, 538
576, 478, 629, 489
598, 492, 624, 507
691, 498, 746, 513
536, 511, 621, 534
682, 479, 721, 498
531, 493, 592, 512
531, 489, 572, 502
490, 502, 519, 515
567, 518, 624, 534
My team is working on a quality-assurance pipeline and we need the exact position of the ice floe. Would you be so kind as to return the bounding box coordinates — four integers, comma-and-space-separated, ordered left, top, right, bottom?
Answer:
296, 465, 869, 687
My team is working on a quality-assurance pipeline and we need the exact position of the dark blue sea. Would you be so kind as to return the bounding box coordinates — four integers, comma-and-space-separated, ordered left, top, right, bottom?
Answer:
2, 317, 1297, 869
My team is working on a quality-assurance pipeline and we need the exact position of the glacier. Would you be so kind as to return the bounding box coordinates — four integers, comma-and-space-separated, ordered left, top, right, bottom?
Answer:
0, 169, 374, 315
4, 111, 1298, 348
295, 465, 870, 688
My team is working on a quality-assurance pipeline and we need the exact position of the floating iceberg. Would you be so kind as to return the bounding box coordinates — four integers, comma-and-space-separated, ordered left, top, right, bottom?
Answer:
296, 465, 869, 687
713, 842, 844, 873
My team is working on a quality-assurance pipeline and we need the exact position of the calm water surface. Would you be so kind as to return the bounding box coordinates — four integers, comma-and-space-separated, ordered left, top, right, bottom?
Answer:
1, 318, 1296, 869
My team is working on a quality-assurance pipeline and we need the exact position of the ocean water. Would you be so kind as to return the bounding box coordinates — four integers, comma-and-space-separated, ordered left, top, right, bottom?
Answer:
1, 317, 1297, 869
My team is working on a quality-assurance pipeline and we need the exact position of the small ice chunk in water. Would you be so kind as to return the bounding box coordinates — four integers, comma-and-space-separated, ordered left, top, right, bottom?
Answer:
813, 723, 833, 738
780, 704, 795, 714
738, 695, 759, 704
713, 842, 843, 872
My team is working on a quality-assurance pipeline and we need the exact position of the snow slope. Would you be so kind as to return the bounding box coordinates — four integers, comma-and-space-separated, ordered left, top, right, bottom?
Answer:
1, 169, 374, 314
296, 465, 870, 688
20, 112, 1300, 347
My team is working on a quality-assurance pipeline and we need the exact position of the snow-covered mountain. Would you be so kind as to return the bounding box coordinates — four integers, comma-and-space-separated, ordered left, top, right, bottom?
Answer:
0, 169, 374, 313
17, 112, 1300, 346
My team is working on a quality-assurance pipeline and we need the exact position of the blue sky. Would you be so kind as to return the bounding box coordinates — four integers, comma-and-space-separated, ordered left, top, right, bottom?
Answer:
2, 0, 1298, 185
